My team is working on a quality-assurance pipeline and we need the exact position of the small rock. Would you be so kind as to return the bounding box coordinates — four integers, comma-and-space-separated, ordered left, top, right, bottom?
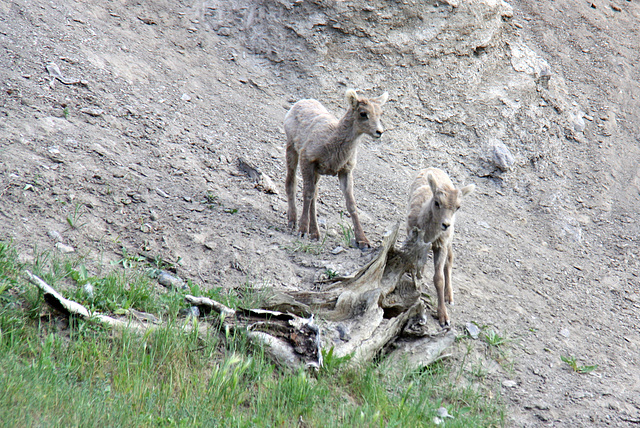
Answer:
490, 140, 515, 171
502, 380, 517, 388
437, 407, 454, 419
560, 328, 570, 338
335, 324, 350, 341
47, 230, 63, 243
572, 110, 586, 132
180, 306, 200, 319
157, 271, 186, 289
465, 322, 480, 339
181, 93, 192, 102
156, 188, 170, 198
331, 246, 345, 255
47, 146, 64, 163
55, 242, 75, 253
80, 107, 105, 117
83, 283, 95, 299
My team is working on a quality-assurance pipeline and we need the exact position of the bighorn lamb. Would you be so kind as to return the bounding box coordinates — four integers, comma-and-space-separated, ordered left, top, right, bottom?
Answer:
284, 89, 389, 248
406, 167, 475, 327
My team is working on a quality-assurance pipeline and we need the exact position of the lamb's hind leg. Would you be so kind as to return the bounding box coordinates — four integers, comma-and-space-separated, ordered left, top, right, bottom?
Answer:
338, 170, 370, 248
285, 144, 298, 229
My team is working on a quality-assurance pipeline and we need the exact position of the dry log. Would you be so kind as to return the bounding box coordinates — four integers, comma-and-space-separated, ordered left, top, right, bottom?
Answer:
26, 270, 153, 334
27, 221, 455, 372
185, 294, 322, 370
261, 223, 456, 370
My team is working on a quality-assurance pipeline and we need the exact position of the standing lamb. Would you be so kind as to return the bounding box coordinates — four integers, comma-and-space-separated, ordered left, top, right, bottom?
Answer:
406, 167, 475, 327
284, 89, 389, 248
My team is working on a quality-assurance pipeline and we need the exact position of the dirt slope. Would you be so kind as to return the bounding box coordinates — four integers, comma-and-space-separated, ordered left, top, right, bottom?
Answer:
1, 0, 639, 426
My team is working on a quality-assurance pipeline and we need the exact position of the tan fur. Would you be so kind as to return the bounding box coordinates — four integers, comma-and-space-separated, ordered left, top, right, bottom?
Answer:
284, 89, 389, 248
406, 167, 475, 327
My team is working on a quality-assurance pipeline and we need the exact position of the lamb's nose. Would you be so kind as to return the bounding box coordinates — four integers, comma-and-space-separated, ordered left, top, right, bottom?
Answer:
441, 223, 450, 230
375, 129, 383, 138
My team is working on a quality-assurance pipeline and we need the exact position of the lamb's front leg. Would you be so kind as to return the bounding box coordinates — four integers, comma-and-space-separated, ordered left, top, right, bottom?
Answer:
285, 144, 299, 229
338, 170, 370, 248
432, 246, 449, 327
299, 165, 318, 239
444, 243, 454, 305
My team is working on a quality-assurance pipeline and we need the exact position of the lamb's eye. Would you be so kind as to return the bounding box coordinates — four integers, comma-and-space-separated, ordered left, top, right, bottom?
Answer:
360, 111, 368, 119
434, 201, 440, 208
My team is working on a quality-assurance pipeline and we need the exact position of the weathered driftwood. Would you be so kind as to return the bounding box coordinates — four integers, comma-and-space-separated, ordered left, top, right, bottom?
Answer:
28, 222, 454, 371
185, 295, 322, 371
26, 270, 154, 334
260, 223, 455, 370
26, 271, 321, 370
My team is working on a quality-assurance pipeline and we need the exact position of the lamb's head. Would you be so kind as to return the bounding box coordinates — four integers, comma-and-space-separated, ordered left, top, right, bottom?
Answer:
345, 89, 389, 139
428, 172, 476, 232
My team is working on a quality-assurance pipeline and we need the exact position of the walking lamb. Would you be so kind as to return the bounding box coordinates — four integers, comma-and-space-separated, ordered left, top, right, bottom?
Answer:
284, 89, 389, 248
406, 167, 475, 327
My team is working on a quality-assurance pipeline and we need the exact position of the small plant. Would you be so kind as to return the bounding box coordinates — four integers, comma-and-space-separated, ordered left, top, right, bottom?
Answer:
338, 212, 355, 247
63, 106, 70, 119
66, 202, 87, 229
561, 355, 598, 374
24, 173, 43, 191
482, 329, 507, 347
283, 238, 325, 255
0, 240, 22, 302
111, 247, 146, 269
203, 192, 219, 208
324, 268, 338, 279
321, 347, 352, 375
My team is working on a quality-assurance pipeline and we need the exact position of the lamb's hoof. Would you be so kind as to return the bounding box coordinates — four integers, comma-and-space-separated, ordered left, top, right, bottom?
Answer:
439, 319, 451, 328
356, 240, 372, 250
288, 220, 297, 230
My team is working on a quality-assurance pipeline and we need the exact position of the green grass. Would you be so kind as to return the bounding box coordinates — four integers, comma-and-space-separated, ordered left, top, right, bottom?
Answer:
338, 212, 355, 248
0, 240, 506, 427
560, 355, 598, 374
66, 202, 87, 229
282, 238, 326, 255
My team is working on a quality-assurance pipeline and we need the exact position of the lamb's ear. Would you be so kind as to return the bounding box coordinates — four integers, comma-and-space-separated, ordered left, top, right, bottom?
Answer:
374, 92, 389, 106
460, 184, 476, 197
345, 89, 359, 108
427, 172, 438, 195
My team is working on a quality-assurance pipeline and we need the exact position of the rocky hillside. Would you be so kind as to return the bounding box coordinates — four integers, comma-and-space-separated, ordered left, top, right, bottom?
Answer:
1, 0, 639, 425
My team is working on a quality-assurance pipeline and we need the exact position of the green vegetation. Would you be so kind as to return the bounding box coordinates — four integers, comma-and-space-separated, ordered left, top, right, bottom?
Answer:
66, 202, 87, 229
560, 355, 598, 374
282, 238, 326, 255
482, 328, 507, 347
338, 212, 355, 248
0, 240, 506, 426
